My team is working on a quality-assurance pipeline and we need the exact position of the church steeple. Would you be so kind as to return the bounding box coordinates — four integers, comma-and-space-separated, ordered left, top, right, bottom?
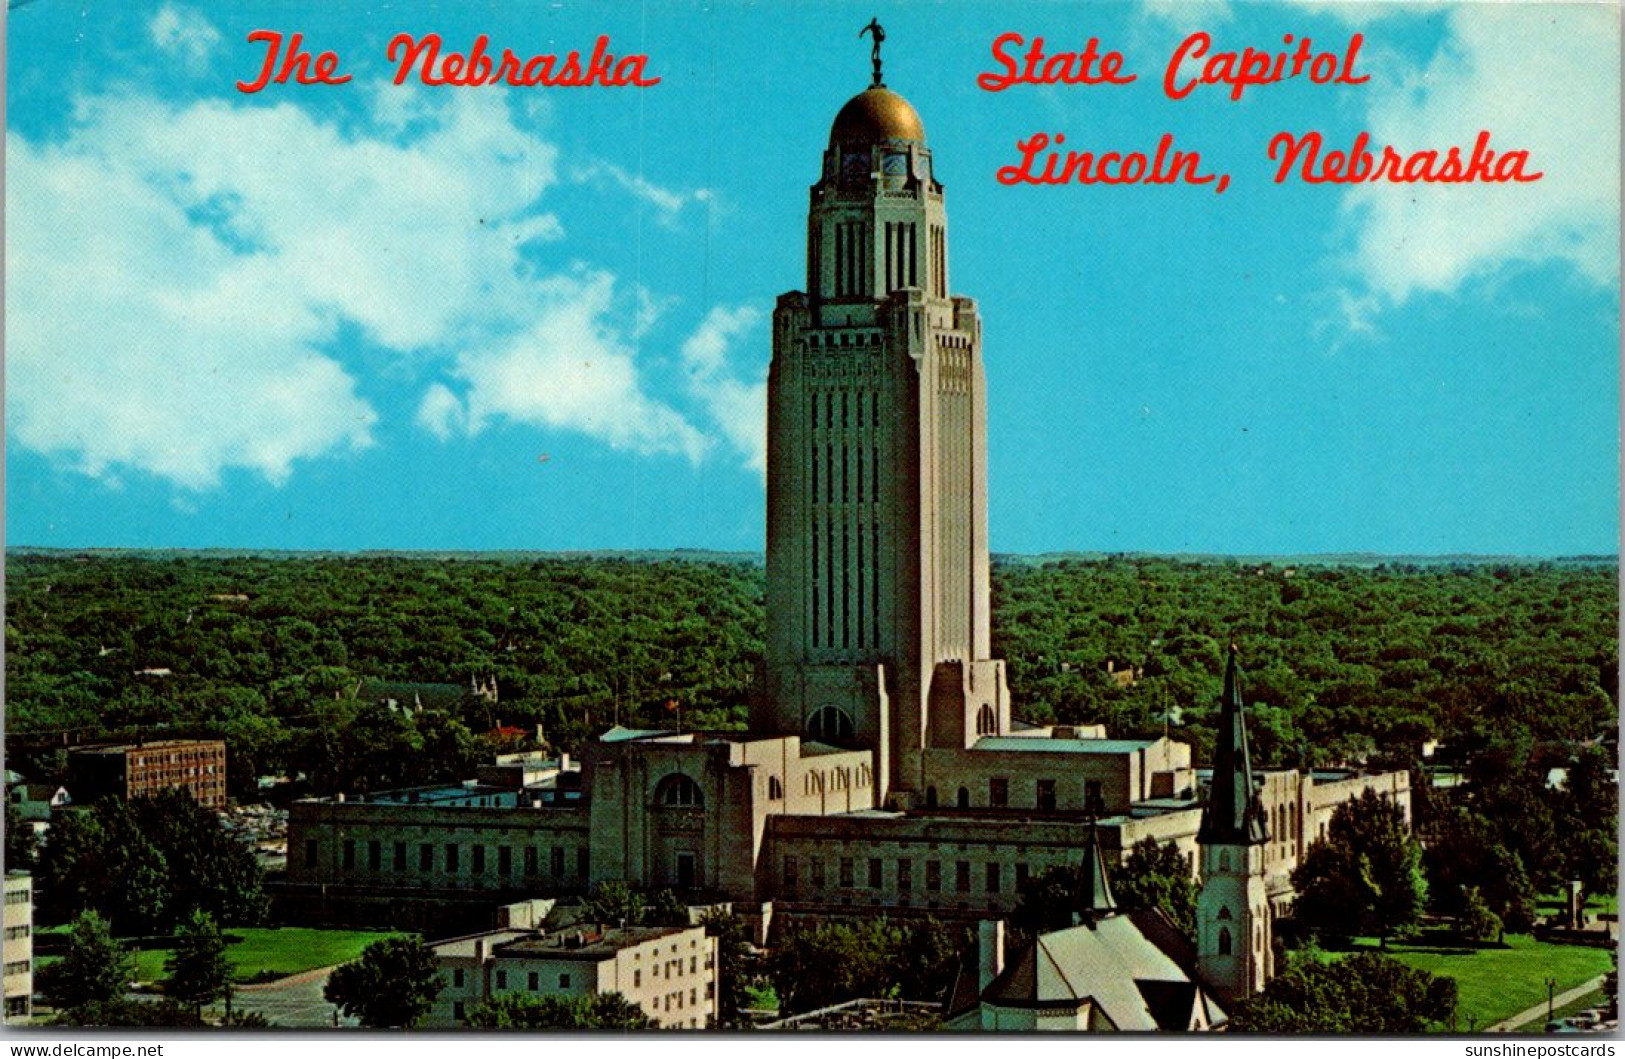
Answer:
1195, 645, 1274, 1003
1197, 646, 1268, 846
1075, 822, 1118, 926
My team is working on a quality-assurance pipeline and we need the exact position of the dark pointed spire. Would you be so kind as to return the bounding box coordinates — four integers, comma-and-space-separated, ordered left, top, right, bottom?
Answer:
1075, 821, 1118, 926
1197, 645, 1268, 846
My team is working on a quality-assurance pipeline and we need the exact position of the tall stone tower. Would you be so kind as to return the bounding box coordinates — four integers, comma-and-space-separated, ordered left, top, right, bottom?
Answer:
755, 38, 1010, 803
1196, 648, 1273, 1003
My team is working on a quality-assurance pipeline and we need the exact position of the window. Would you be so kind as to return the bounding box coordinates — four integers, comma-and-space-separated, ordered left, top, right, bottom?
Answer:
955, 861, 971, 892
1218, 927, 1233, 955
976, 703, 997, 735
897, 859, 912, 891
986, 863, 1001, 893
368, 840, 381, 871
768, 776, 784, 800
551, 846, 566, 876
925, 786, 938, 808
839, 857, 854, 886
393, 841, 406, 871
634, 970, 642, 987
868, 858, 882, 888
578, 848, 589, 879
926, 860, 941, 892
1085, 780, 1104, 815
499, 845, 512, 876
445, 844, 460, 872
805, 705, 855, 746
559, 974, 571, 989
454, 1002, 465, 1022
306, 839, 319, 868
525, 847, 538, 876
528, 972, 539, 991
957, 787, 970, 808
472, 845, 486, 874
989, 777, 1009, 808
1015, 863, 1029, 889
342, 840, 355, 870
453, 968, 465, 987
658, 774, 705, 808
496, 970, 507, 989
783, 855, 799, 888
811, 858, 826, 887
1036, 780, 1057, 811
420, 844, 434, 872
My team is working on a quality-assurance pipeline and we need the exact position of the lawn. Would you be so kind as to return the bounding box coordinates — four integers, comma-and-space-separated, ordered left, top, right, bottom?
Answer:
126, 927, 409, 985
1336, 932, 1613, 1031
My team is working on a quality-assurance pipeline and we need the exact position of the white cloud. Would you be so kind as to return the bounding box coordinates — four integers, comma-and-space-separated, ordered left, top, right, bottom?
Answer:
7, 81, 738, 489
147, 4, 221, 69
681, 306, 767, 474
1336, 4, 1620, 303
447, 270, 709, 462
572, 160, 714, 226
415, 383, 467, 441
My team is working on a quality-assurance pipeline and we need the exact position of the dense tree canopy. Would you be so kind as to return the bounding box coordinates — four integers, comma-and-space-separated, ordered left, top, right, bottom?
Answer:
36, 791, 264, 931
1230, 951, 1457, 1033
465, 992, 653, 1029
6, 554, 1613, 796
768, 917, 963, 1016
1292, 790, 1427, 947
323, 937, 442, 1028
1113, 838, 1199, 935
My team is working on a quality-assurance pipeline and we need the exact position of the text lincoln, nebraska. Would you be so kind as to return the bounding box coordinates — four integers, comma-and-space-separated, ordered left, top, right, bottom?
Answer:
236, 31, 659, 93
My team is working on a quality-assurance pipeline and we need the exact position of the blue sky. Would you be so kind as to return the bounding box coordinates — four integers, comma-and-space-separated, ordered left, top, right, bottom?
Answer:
6, 0, 1619, 555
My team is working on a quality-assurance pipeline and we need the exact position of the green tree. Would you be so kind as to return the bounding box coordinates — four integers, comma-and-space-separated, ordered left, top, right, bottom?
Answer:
1292, 790, 1426, 947
5, 801, 37, 872
1423, 808, 1536, 936
1009, 865, 1079, 940
465, 991, 653, 1029
1457, 886, 1502, 945
1114, 838, 1199, 935
165, 909, 232, 1017
323, 937, 442, 1028
582, 881, 646, 927
1231, 952, 1456, 1033
38, 910, 134, 1014
57, 998, 205, 1028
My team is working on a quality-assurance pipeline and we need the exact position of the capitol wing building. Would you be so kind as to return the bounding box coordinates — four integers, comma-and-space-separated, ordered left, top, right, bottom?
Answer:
284, 52, 1410, 1013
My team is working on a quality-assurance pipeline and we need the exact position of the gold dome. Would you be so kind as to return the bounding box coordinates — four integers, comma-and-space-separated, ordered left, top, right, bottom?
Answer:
829, 87, 926, 146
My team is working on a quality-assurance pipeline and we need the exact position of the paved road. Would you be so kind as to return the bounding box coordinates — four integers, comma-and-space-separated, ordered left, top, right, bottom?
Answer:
229, 965, 358, 1029
1486, 975, 1607, 1032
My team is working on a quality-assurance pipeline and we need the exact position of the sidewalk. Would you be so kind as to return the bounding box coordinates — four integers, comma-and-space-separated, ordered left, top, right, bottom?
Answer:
1486, 975, 1607, 1032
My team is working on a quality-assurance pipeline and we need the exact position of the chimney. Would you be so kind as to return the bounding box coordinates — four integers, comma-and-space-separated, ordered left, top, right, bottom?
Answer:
978, 920, 1005, 991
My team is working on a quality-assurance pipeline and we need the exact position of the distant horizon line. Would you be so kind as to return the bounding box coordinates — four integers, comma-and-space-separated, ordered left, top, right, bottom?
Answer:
6, 545, 1618, 564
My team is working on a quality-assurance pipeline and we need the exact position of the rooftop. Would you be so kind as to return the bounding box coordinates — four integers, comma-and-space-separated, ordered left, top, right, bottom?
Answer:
972, 736, 1161, 755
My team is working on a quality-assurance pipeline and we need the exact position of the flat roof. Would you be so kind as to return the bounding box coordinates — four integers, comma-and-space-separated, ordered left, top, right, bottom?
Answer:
972, 737, 1159, 754
498, 925, 694, 960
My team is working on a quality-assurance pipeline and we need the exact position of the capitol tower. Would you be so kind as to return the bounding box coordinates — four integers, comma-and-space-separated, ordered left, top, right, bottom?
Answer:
755, 42, 1010, 804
